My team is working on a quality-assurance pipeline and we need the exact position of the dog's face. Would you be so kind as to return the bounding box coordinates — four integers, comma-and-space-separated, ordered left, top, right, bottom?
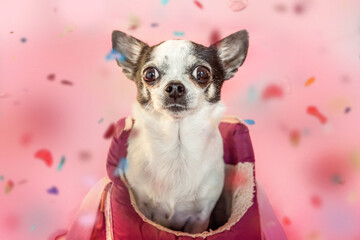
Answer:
112, 30, 249, 118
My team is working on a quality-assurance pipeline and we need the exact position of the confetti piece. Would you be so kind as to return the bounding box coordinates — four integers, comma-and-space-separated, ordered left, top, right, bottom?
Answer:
305, 77, 315, 86
306, 106, 327, 124
128, 15, 141, 30
98, 118, 104, 123
47, 73, 56, 81
0, 176, 4, 181
282, 216, 291, 226
344, 107, 351, 114
20, 133, 32, 146
244, 119, 255, 125
229, 0, 248, 12
10, 31, 14, 34
30, 224, 35, 232
20, 37, 27, 43
161, 0, 169, 5
0, 93, 11, 99
151, 23, 159, 28
47, 186, 59, 195
34, 149, 53, 167
274, 4, 287, 12
262, 84, 283, 100
294, 2, 306, 15
61, 80, 73, 86
104, 123, 116, 139
209, 29, 221, 45
105, 49, 126, 61
290, 130, 301, 146
194, 0, 203, 9
57, 156, 66, 171
59, 24, 76, 37
174, 31, 185, 37
79, 150, 92, 161
310, 195, 322, 208
5, 180, 14, 194
18, 179, 27, 185
331, 174, 345, 185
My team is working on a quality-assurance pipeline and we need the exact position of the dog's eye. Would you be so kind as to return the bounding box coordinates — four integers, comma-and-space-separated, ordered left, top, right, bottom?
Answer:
192, 66, 211, 83
143, 67, 159, 83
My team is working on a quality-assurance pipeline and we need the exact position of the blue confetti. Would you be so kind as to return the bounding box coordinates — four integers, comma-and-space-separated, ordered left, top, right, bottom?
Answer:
244, 119, 255, 125
105, 49, 126, 61
98, 118, 104, 124
151, 23, 159, 27
114, 158, 128, 176
345, 107, 351, 114
247, 86, 258, 102
57, 156, 66, 171
174, 31, 185, 37
161, 0, 169, 5
20, 37, 27, 43
0, 175, 4, 181
30, 224, 35, 232
47, 186, 59, 195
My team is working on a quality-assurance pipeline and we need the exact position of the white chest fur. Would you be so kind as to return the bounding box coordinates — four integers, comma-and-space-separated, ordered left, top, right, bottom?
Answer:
125, 102, 226, 231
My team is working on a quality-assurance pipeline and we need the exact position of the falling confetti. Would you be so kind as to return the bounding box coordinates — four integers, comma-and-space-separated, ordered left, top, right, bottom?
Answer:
151, 23, 159, 27
229, 0, 248, 12
262, 84, 283, 100
294, 2, 306, 15
5, 180, 14, 194
310, 195, 322, 208
0, 93, 11, 99
194, 0, 203, 9
161, 0, 169, 5
344, 107, 351, 114
47, 73, 56, 81
174, 31, 185, 37
20, 133, 32, 146
10, 31, 14, 34
18, 179, 27, 185
30, 224, 36, 232
20, 37, 27, 43
34, 149, 53, 167
103, 123, 116, 139
61, 80, 73, 86
290, 130, 301, 146
209, 29, 221, 45
305, 77, 315, 86
105, 49, 126, 61
59, 24, 76, 38
114, 158, 128, 176
244, 119, 255, 125
79, 150, 92, 161
47, 186, 59, 195
282, 216, 291, 226
331, 174, 345, 185
98, 118, 104, 124
274, 4, 287, 12
58, 156, 66, 171
307, 106, 327, 124
0, 176, 4, 181
128, 15, 141, 30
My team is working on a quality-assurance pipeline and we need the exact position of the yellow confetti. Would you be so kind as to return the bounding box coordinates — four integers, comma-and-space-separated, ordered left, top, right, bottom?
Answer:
305, 77, 315, 86
59, 24, 76, 38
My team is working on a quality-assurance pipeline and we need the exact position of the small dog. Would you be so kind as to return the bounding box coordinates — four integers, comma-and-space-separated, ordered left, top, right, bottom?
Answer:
112, 29, 249, 233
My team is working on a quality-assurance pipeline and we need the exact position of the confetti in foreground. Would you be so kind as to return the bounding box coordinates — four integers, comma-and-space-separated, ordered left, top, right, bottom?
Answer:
310, 195, 322, 208
30, 224, 36, 232
47, 186, 59, 195
262, 84, 283, 100
20, 37, 27, 43
98, 118, 104, 124
47, 73, 56, 81
104, 123, 116, 139
194, 0, 203, 9
151, 23, 159, 27
305, 77, 315, 86
244, 119, 255, 125
174, 31, 185, 37
34, 149, 53, 167
79, 150, 92, 161
128, 15, 141, 30
282, 216, 291, 226
290, 130, 300, 146
274, 4, 287, 12
344, 107, 351, 114
105, 49, 126, 61
20, 133, 32, 146
114, 158, 128, 176
294, 2, 306, 15
161, 0, 169, 5
331, 174, 345, 185
58, 156, 66, 171
61, 80, 73, 86
307, 106, 327, 124
5, 180, 14, 194
229, 0, 248, 12
0, 176, 4, 181
59, 24, 76, 37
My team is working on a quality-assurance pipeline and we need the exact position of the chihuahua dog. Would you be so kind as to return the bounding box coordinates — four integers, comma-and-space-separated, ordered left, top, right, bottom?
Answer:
112, 30, 249, 234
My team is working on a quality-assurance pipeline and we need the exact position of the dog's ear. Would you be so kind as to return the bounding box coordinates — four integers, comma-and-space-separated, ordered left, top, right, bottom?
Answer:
211, 30, 249, 80
112, 30, 149, 80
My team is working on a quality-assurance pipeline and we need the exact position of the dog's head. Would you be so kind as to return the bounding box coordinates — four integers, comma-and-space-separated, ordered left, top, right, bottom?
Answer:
112, 30, 249, 118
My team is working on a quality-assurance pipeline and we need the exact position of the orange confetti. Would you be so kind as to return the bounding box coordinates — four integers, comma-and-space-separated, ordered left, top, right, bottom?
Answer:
290, 130, 301, 146
5, 180, 14, 194
305, 77, 315, 86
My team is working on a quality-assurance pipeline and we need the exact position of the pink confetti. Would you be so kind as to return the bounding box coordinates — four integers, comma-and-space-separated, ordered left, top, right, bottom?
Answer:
229, 0, 248, 12
282, 216, 291, 226
310, 195, 322, 208
307, 106, 327, 124
34, 149, 53, 167
103, 123, 116, 139
61, 80, 73, 86
79, 150, 92, 161
274, 4, 287, 12
47, 73, 56, 81
262, 84, 283, 100
194, 0, 203, 9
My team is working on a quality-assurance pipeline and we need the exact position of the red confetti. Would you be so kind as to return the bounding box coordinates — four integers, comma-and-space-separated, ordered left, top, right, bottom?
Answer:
194, 0, 203, 9
34, 149, 53, 167
61, 80, 73, 86
47, 73, 56, 81
5, 180, 14, 194
209, 29, 221, 45
311, 195, 322, 208
294, 2, 306, 15
10, 31, 14, 34
289, 130, 300, 146
103, 123, 116, 139
20, 133, 32, 146
262, 84, 283, 100
306, 106, 327, 124
282, 216, 291, 226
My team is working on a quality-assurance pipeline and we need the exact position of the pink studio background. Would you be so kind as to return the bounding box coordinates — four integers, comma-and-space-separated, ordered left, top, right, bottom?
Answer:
1, 0, 360, 239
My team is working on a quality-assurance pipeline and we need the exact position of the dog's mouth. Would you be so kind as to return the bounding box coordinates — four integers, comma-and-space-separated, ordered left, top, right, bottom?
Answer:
164, 104, 188, 112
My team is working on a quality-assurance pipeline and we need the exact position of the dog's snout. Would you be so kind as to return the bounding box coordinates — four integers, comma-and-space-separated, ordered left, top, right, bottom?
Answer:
165, 81, 186, 99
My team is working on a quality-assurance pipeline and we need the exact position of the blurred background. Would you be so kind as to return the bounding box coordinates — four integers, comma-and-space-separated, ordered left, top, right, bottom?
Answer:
1, 0, 360, 239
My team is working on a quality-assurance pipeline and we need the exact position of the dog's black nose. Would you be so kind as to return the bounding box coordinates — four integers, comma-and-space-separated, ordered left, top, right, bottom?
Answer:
164, 81, 186, 100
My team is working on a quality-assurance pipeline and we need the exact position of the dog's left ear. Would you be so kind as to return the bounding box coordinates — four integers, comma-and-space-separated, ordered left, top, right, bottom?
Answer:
112, 30, 149, 80
211, 30, 249, 80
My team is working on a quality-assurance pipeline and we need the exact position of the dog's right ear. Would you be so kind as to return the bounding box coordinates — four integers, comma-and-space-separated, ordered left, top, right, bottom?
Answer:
112, 30, 149, 80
